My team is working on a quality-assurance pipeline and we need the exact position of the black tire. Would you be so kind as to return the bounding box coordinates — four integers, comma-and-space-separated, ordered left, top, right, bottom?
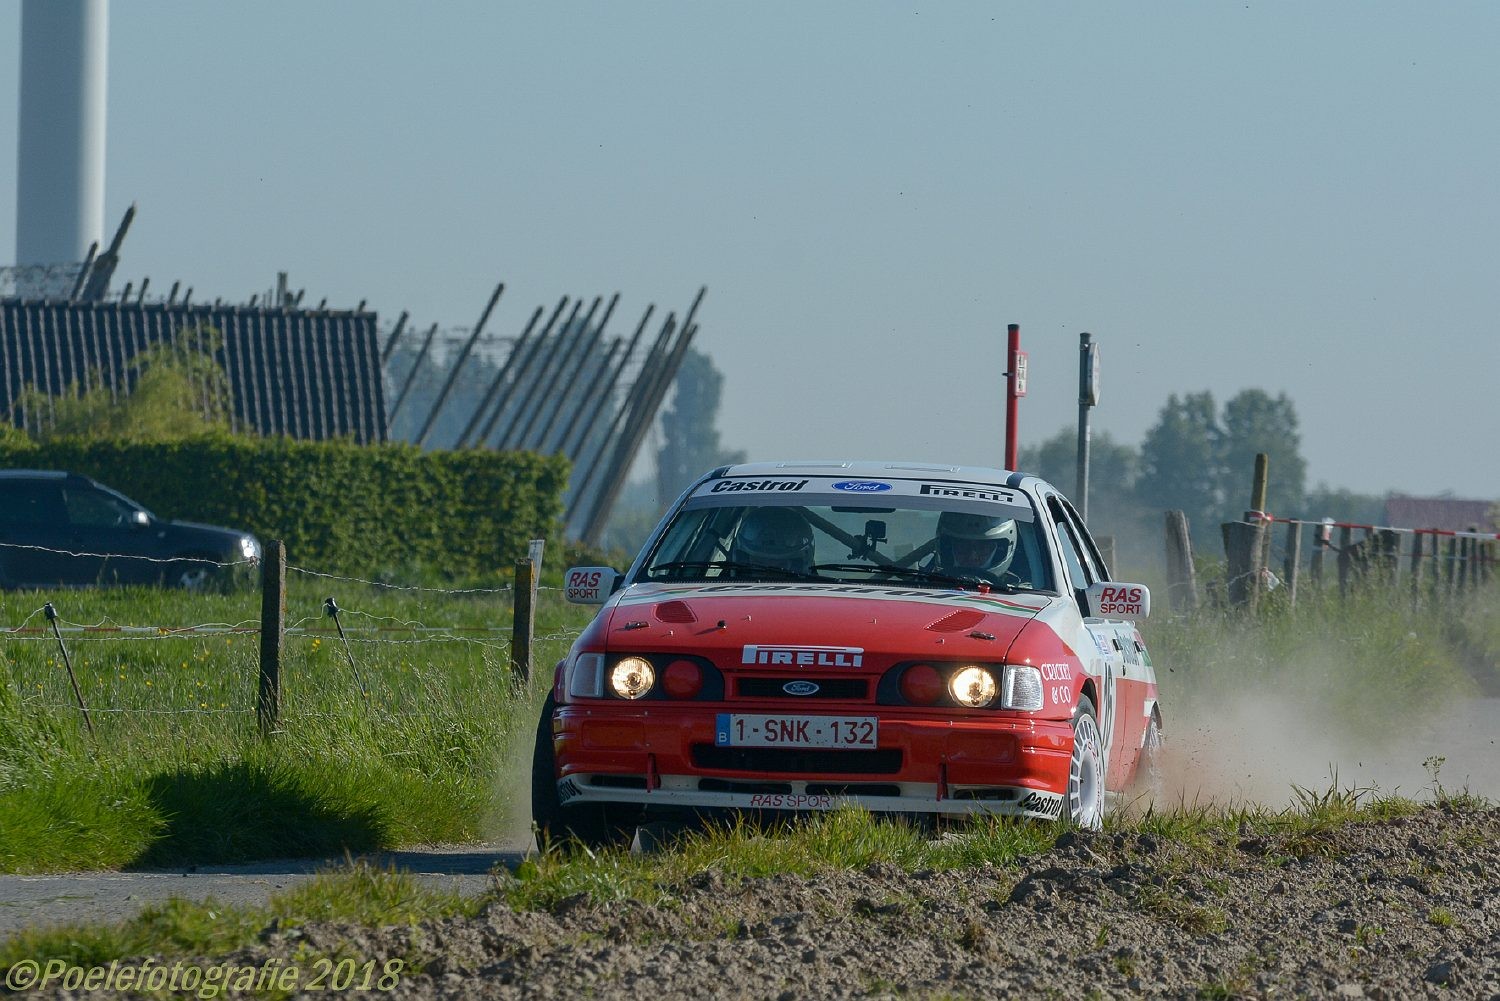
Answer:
1131, 715, 1164, 806
1062, 694, 1106, 830
171, 554, 220, 593
529, 694, 623, 848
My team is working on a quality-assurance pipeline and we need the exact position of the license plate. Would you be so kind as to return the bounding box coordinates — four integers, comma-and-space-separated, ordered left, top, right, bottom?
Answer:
715, 714, 877, 748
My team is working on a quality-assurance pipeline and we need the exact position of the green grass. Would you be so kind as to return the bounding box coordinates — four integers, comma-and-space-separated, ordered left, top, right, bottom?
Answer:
0, 577, 591, 872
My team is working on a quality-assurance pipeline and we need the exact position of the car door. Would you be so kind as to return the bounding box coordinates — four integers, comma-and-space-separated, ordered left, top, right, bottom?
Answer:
60, 483, 159, 586
0, 479, 75, 586
1053, 496, 1148, 785
1043, 494, 1129, 784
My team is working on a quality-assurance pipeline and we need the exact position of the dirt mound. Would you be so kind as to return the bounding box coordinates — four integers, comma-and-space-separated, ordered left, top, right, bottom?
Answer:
33, 805, 1500, 999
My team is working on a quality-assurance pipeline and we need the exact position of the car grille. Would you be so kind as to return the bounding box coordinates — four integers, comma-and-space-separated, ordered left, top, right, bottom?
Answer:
736, 677, 869, 700
691, 745, 903, 775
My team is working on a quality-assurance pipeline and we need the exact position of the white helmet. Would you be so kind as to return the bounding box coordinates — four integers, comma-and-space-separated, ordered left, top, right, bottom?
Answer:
733, 507, 814, 572
937, 511, 1018, 574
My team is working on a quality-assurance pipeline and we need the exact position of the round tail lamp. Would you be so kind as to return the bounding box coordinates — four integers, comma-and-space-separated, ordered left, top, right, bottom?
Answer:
662, 659, 703, 699
899, 664, 944, 705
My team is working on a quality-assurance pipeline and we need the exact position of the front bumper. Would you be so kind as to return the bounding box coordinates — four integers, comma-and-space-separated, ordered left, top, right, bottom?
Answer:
551, 704, 1073, 821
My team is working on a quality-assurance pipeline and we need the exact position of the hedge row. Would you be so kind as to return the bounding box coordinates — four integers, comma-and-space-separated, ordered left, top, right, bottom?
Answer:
0, 436, 571, 581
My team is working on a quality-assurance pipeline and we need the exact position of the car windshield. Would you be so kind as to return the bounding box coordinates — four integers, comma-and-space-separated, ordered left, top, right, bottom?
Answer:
640, 479, 1056, 593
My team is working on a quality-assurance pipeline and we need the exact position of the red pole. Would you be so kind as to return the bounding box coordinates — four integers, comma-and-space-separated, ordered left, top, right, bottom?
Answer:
1005, 323, 1020, 470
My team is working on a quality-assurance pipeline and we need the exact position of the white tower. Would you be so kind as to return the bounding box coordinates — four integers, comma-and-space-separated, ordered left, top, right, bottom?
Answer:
15, 0, 110, 273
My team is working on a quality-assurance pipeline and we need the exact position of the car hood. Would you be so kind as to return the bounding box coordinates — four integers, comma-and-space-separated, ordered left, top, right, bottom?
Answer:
600, 581, 1056, 669
163, 519, 253, 542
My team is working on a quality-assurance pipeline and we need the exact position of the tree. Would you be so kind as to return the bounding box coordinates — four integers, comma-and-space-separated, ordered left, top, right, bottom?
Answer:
1135, 391, 1223, 541
1019, 426, 1138, 504
16, 326, 232, 442
1219, 389, 1306, 516
655, 347, 746, 507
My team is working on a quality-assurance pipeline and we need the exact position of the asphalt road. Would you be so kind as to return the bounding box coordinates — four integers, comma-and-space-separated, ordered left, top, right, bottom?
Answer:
0, 843, 529, 937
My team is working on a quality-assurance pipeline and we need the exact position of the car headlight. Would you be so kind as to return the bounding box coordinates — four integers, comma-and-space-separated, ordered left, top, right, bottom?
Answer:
1001, 665, 1044, 711
240, 536, 259, 560
948, 665, 997, 708
609, 656, 656, 700
566, 652, 605, 698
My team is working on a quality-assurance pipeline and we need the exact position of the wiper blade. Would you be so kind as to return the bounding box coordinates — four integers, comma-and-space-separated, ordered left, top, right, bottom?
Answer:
647, 559, 820, 581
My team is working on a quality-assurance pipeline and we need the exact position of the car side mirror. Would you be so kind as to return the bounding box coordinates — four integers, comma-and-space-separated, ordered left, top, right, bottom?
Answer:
130, 510, 150, 528
1083, 582, 1150, 620
564, 566, 620, 604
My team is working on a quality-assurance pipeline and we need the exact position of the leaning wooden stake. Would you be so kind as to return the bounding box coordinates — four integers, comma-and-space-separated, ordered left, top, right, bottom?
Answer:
44, 602, 93, 738
258, 540, 286, 735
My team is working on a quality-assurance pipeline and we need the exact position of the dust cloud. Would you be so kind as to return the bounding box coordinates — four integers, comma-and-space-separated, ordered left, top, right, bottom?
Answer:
1157, 693, 1499, 809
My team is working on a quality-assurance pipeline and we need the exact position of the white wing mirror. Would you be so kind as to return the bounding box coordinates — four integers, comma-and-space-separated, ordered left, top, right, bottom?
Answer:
1083, 582, 1151, 620
564, 566, 619, 604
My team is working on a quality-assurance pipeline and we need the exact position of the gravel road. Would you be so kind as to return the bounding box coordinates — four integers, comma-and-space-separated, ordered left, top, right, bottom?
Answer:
16, 803, 1497, 1000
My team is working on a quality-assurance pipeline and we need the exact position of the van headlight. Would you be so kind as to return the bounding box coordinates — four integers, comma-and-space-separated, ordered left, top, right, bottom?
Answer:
240, 536, 259, 560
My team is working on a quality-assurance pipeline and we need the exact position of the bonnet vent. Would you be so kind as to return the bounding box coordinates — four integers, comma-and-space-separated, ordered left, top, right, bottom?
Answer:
654, 600, 698, 624
926, 608, 986, 633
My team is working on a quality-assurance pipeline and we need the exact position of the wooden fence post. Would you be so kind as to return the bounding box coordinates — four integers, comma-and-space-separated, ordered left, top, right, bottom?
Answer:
1282, 520, 1301, 607
1444, 537, 1458, 595
1163, 511, 1197, 613
1337, 526, 1353, 598
1096, 535, 1117, 576
258, 540, 285, 735
1222, 520, 1264, 611
1378, 529, 1400, 586
1409, 532, 1425, 605
511, 557, 537, 687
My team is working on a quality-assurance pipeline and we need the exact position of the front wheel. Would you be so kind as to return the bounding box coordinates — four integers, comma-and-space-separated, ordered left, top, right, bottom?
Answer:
171, 554, 220, 592
1063, 695, 1106, 830
530, 695, 629, 848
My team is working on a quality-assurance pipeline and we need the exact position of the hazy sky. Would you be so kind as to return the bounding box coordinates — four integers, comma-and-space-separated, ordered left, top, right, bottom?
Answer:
3, 2, 1497, 501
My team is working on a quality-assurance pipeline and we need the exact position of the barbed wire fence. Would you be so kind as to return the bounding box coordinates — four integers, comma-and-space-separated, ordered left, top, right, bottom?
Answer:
1, 538, 585, 735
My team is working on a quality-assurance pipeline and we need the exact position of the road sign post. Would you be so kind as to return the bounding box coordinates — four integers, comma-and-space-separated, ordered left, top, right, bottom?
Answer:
1005, 324, 1025, 470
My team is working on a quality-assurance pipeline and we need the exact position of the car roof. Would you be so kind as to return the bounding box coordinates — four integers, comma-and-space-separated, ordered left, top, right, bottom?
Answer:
0, 469, 76, 480
713, 460, 1050, 492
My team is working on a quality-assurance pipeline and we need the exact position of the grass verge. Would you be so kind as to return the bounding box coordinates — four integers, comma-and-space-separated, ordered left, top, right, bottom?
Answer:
0, 579, 586, 872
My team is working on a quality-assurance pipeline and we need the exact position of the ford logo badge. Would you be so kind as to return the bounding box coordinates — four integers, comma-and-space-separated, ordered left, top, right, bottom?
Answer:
783, 680, 821, 696
832, 481, 892, 492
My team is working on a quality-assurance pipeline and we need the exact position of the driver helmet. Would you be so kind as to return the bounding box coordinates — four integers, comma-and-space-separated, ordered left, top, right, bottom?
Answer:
936, 511, 1018, 574
733, 507, 814, 573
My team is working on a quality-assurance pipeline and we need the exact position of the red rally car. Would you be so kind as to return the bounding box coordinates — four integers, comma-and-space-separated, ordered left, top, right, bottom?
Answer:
532, 461, 1161, 842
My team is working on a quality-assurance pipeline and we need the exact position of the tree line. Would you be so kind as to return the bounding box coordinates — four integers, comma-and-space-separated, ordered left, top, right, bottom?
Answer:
1020, 388, 1392, 557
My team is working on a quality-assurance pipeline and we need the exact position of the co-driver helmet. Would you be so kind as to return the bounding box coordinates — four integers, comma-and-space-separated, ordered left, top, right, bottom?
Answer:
936, 511, 1018, 574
